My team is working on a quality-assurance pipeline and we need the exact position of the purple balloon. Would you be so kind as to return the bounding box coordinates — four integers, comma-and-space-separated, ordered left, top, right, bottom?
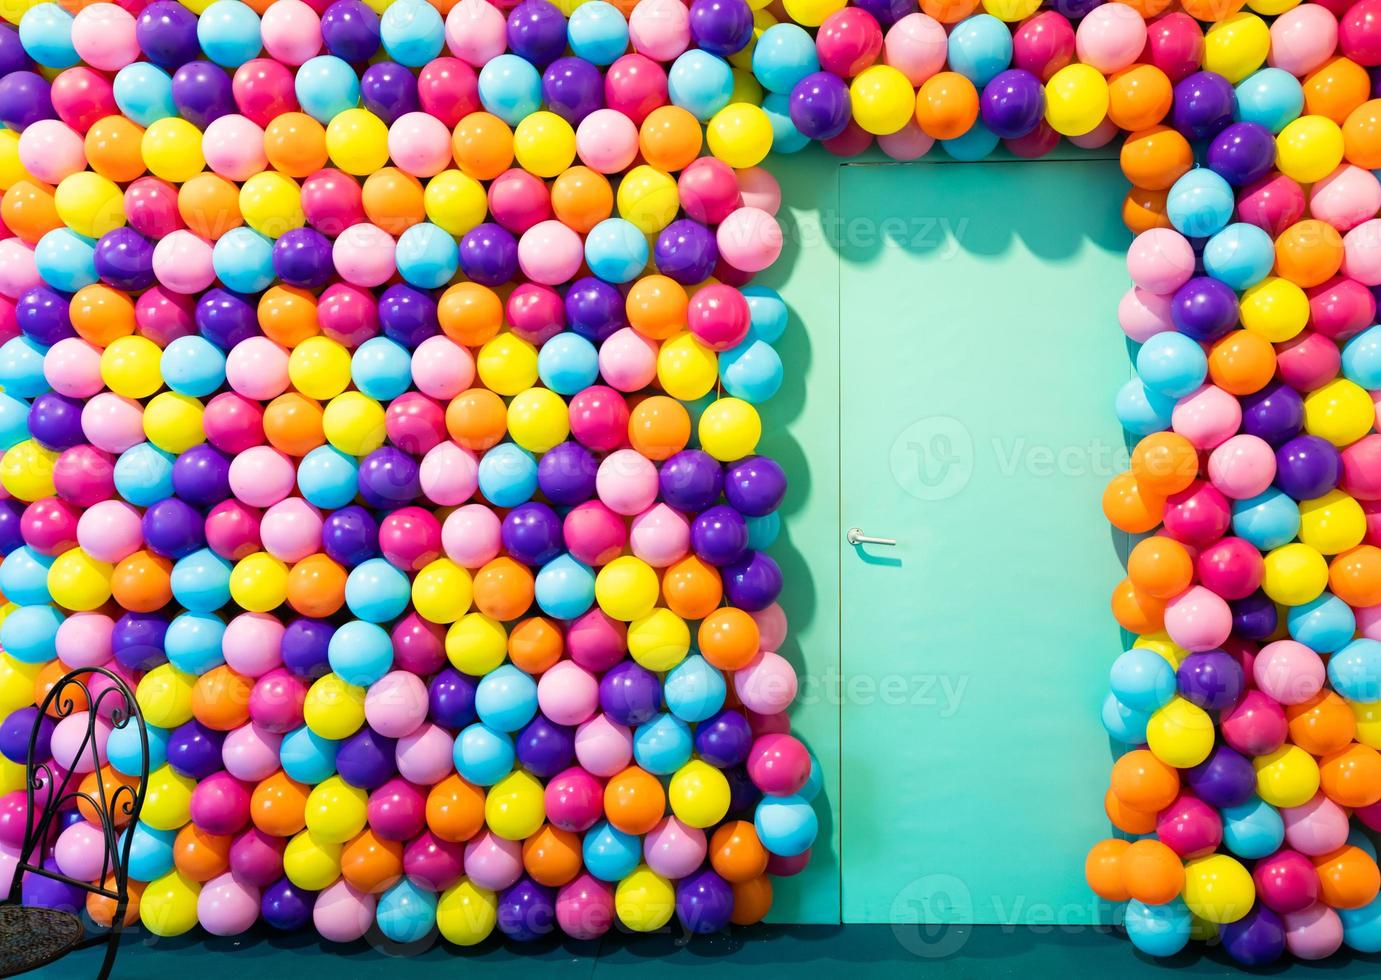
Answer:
599, 660, 661, 727
789, 71, 851, 141
725, 763, 760, 815
428, 667, 478, 729
1274, 434, 1341, 500
1050, 0, 1105, 17
676, 868, 734, 933
655, 219, 719, 285
1221, 905, 1285, 967
166, 719, 226, 779
378, 283, 440, 348
1176, 650, 1245, 712
1185, 743, 1256, 808
689, 0, 754, 57
358, 446, 422, 508
1171, 70, 1235, 141
0, 706, 53, 764
360, 60, 420, 122
321, 0, 381, 62
171, 61, 235, 128
725, 456, 787, 516
282, 618, 335, 679
136, 1, 201, 68
497, 875, 557, 941
694, 708, 752, 768
692, 504, 749, 566
322, 505, 380, 567
541, 56, 604, 124
659, 450, 723, 512
1206, 121, 1276, 187
335, 726, 398, 790
515, 715, 575, 778
723, 550, 782, 610
502, 502, 564, 566
273, 227, 335, 289
142, 497, 207, 559
0, 25, 32, 76
112, 612, 169, 672
0, 499, 23, 555
94, 228, 156, 291
1229, 591, 1277, 640
850, 0, 913, 27
262, 877, 316, 931
981, 69, 1044, 139
459, 223, 519, 287
0, 72, 55, 129
562, 276, 625, 342
1239, 382, 1304, 447
1171, 276, 1239, 342
23, 861, 84, 913
171, 445, 232, 507
27, 393, 85, 450
537, 442, 597, 505
196, 289, 260, 349
16, 287, 73, 346
507, 0, 567, 68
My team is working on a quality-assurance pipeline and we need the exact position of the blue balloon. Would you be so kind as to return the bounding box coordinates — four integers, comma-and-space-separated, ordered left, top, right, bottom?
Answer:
1329, 638, 1381, 703
1231, 488, 1301, 551
395, 222, 459, 289
1343, 325, 1381, 390
1109, 647, 1176, 712
583, 820, 641, 881
454, 723, 516, 785
213, 228, 276, 294
1136, 330, 1208, 398
754, 794, 817, 857
0, 339, 51, 399
585, 218, 649, 284
752, 24, 819, 95
664, 655, 727, 723
295, 55, 363, 122
1101, 692, 1151, 744
35, 229, 97, 293
109, 721, 168, 777
533, 553, 596, 620
0, 547, 54, 606
280, 725, 340, 784
477, 53, 543, 125
298, 445, 360, 510
376, 878, 438, 944
161, 336, 227, 397
328, 620, 395, 686
668, 50, 733, 122
1115, 378, 1176, 436
1221, 796, 1285, 859
1287, 592, 1356, 653
746, 511, 780, 551
1234, 68, 1305, 134
947, 14, 1012, 87
538, 333, 600, 394
0, 605, 62, 664
799, 754, 823, 802
165, 611, 226, 675
170, 548, 232, 612
743, 285, 788, 344
941, 121, 999, 161
475, 664, 539, 733
379, 0, 444, 67
634, 713, 694, 774
112, 63, 177, 126
1167, 168, 1235, 238
1203, 222, 1275, 290
477, 443, 539, 507
0, 394, 28, 451
114, 443, 176, 506
197, 1, 263, 67
19, 4, 77, 69
124, 822, 177, 882
568, 2, 629, 65
1340, 895, 1381, 953
1125, 898, 1191, 957
763, 91, 809, 154
352, 337, 413, 399
344, 558, 412, 623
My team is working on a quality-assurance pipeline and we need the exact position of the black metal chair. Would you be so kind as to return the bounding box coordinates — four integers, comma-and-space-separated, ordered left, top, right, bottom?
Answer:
0, 667, 148, 980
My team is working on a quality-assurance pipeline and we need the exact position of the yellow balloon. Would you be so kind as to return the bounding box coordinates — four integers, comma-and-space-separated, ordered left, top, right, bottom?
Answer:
484, 769, 546, 841
0, 655, 43, 717
143, 392, 206, 454
288, 336, 352, 400
303, 671, 367, 740
615, 865, 676, 932
1303, 378, 1375, 447
326, 108, 391, 176
1261, 543, 1329, 606
849, 65, 914, 136
305, 775, 370, 843
707, 103, 774, 168
0, 130, 29, 191
1246, 0, 1299, 12
47, 547, 113, 612
437, 878, 498, 946
102, 335, 164, 399
1298, 490, 1366, 555
507, 387, 569, 453
0, 756, 25, 794
142, 764, 197, 831
239, 171, 306, 239
446, 612, 508, 675
230, 552, 289, 613
628, 608, 690, 672
730, 68, 764, 108
140, 871, 201, 937
657, 331, 719, 401
136, 664, 196, 728
1146, 696, 1215, 768
668, 760, 731, 829
475, 332, 539, 396
1254, 743, 1320, 808
53, 171, 126, 238
513, 111, 577, 179
413, 559, 474, 624
781, 0, 845, 27
1203, 13, 1270, 84
322, 391, 387, 456
616, 164, 679, 234
1133, 632, 1189, 670
283, 830, 344, 891
1044, 64, 1109, 137
141, 117, 205, 183
424, 170, 488, 236
0, 440, 57, 502
1353, 701, 1381, 749
1239, 277, 1309, 343
699, 397, 762, 461
1183, 855, 1256, 925
1276, 115, 1345, 184
982, 0, 1042, 21
595, 556, 660, 622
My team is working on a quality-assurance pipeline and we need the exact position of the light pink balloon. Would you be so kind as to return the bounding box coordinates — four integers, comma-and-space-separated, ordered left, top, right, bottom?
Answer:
388, 112, 454, 178
1172, 384, 1242, 449
44, 338, 104, 398
751, 603, 787, 650
81, 394, 144, 454
70, 3, 140, 71
463, 831, 523, 891
260, 0, 322, 66
395, 722, 454, 785
537, 661, 599, 727
198, 871, 262, 937
734, 650, 798, 714
1343, 219, 1381, 286
226, 336, 291, 400
445, 0, 508, 67
1282, 793, 1351, 856
222, 724, 284, 782
1269, 4, 1340, 77
19, 120, 85, 183
1127, 228, 1195, 295
643, 816, 707, 880
54, 821, 106, 882
717, 206, 783, 273
1075, 2, 1147, 74
313, 880, 376, 943
1254, 640, 1325, 705
576, 109, 639, 174
628, 0, 691, 61
365, 671, 429, 739
1311, 165, 1381, 233
222, 612, 285, 677
333, 223, 397, 288
1119, 286, 1176, 342
629, 502, 690, 567
1283, 903, 1344, 960
574, 714, 633, 776
77, 500, 143, 563
1207, 434, 1277, 499
420, 442, 479, 506
411, 336, 474, 400
152, 230, 216, 294
1164, 585, 1233, 652
877, 119, 935, 161
202, 115, 268, 181
51, 712, 110, 773
736, 167, 782, 215
0, 239, 40, 299
442, 503, 502, 567
598, 327, 659, 393
883, 13, 947, 86
55, 612, 114, 668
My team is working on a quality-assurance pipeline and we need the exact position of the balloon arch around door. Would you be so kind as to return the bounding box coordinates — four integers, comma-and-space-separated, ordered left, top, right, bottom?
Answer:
0, 0, 1377, 966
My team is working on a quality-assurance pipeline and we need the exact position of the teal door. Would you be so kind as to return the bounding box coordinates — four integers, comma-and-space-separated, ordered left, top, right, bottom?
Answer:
839, 159, 1132, 925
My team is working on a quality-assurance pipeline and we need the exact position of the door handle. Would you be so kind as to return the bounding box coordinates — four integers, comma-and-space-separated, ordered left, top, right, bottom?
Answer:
847, 527, 897, 547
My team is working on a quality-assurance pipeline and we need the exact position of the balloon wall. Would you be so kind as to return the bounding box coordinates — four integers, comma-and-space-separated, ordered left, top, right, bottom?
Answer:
0, 0, 1375, 964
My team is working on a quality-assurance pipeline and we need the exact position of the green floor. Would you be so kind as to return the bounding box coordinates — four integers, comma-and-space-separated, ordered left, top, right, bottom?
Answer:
36, 924, 1381, 978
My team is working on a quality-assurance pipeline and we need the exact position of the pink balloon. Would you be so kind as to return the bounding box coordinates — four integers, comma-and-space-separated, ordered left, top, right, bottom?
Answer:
228, 446, 297, 507
1269, 4, 1340, 77
628, 503, 690, 567
70, 4, 140, 72
556, 873, 614, 940
1282, 792, 1351, 856
260, 0, 323, 66
226, 336, 291, 400
365, 671, 429, 739
1254, 640, 1326, 705
54, 821, 106, 882
333, 223, 397, 287
221, 724, 284, 782
445, 0, 507, 67
313, 880, 376, 943
388, 112, 453, 178
54, 612, 114, 668
1075, 2, 1146, 73
877, 119, 935, 161
628, 0, 691, 61
152, 231, 216, 294
536, 661, 599, 727
1207, 434, 1277, 499
259, 499, 324, 563
1311, 166, 1381, 233
574, 714, 633, 776
18, 120, 85, 183
202, 115, 269, 182
442, 503, 502, 568
1127, 228, 1195, 295
50, 712, 109, 773
518, 220, 584, 286
717, 207, 783, 274
43, 338, 103, 398
544, 766, 604, 832
751, 603, 787, 650
1283, 903, 1344, 960
420, 441, 479, 506
882, 13, 947, 86
463, 831, 523, 891
1164, 585, 1233, 652
736, 167, 782, 215
411, 336, 474, 400
596, 449, 659, 516
394, 722, 454, 785
643, 816, 707, 880
1119, 286, 1175, 342
1171, 384, 1242, 450
597, 327, 658, 392
576, 109, 639, 174
734, 650, 798, 714
0, 240, 40, 300
1343, 219, 1381, 286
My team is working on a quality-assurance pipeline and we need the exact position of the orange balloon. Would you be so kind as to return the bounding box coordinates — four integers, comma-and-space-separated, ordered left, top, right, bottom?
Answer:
1208, 330, 1276, 396
1086, 838, 1131, 901
439, 282, 504, 347
362, 167, 426, 236
88, 876, 143, 928
1127, 536, 1194, 600
251, 771, 309, 837
1105, 786, 1158, 835
730, 874, 773, 925
263, 392, 326, 456
340, 830, 405, 894
1103, 471, 1167, 534
914, 72, 979, 141
1108, 65, 1173, 132
258, 285, 320, 348
1179, 0, 1245, 20
173, 825, 232, 882
523, 824, 583, 887
1313, 845, 1381, 910
287, 554, 347, 618
472, 557, 535, 621
1286, 692, 1358, 757
1319, 743, 1381, 809
639, 106, 704, 172
628, 395, 690, 460
426, 775, 486, 843
1121, 839, 1185, 906
77, 766, 140, 827
1110, 749, 1181, 812
551, 166, 613, 233
508, 616, 564, 674
662, 555, 723, 620
178, 173, 242, 240
35, 660, 86, 717
626, 275, 688, 341
109, 549, 173, 613
710, 820, 768, 883
445, 387, 508, 451
1275, 219, 1344, 289
1, 179, 61, 243
1304, 57, 1371, 126
1120, 126, 1194, 191
263, 112, 329, 178
70, 284, 137, 347
1330, 545, 1381, 607
1111, 577, 1167, 634
918, 0, 979, 24
1343, 99, 1381, 169
453, 112, 514, 181
698, 608, 761, 671
604, 766, 665, 836
85, 115, 145, 183
1113, 0, 1174, 20
1131, 432, 1199, 497
1122, 186, 1172, 234
191, 665, 253, 731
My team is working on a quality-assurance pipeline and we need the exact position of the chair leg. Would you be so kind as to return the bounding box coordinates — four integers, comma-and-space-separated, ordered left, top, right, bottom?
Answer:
96, 914, 125, 980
